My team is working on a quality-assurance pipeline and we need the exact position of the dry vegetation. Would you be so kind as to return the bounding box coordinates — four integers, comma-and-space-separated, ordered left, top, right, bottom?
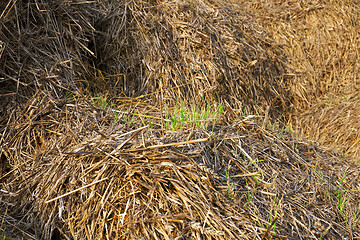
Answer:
0, 0, 360, 239
238, 0, 360, 156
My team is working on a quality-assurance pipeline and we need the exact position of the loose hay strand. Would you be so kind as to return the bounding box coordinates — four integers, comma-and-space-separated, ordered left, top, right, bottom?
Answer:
45, 178, 109, 204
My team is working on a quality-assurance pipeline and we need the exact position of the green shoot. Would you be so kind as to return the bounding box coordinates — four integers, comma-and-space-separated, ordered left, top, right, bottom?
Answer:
245, 182, 253, 208
314, 163, 323, 182
163, 99, 224, 131
268, 197, 281, 233
336, 170, 348, 212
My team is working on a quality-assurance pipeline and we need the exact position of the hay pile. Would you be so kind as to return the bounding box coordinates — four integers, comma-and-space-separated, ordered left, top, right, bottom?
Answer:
0, 0, 292, 117
2, 94, 359, 239
238, 0, 360, 156
295, 94, 360, 157
1, 0, 360, 239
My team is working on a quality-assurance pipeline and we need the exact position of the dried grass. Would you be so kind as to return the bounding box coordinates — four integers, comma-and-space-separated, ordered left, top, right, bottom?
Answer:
294, 94, 360, 157
238, 0, 360, 156
0, 0, 292, 117
2, 94, 360, 239
1, 0, 360, 239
